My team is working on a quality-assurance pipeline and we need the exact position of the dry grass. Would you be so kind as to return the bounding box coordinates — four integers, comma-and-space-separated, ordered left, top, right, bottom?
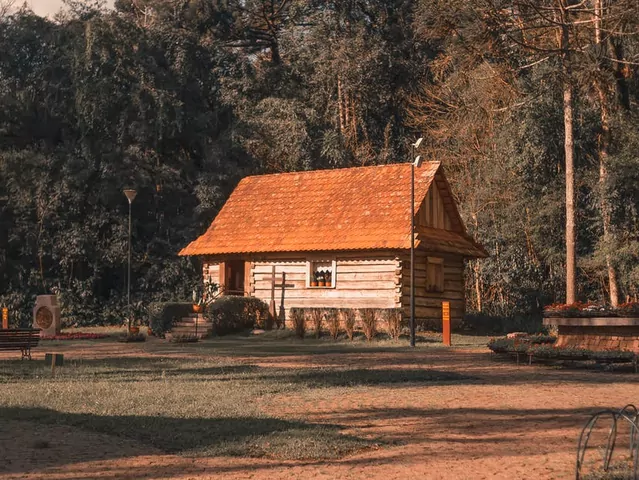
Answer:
384, 309, 402, 340
0, 331, 490, 462
0, 354, 374, 460
310, 308, 324, 339
326, 309, 340, 340
341, 309, 356, 341
360, 309, 378, 341
290, 308, 306, 339
3, 331, 638, 480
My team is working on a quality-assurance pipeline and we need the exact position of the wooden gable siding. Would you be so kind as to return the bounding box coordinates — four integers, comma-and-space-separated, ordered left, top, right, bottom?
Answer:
400, 251, 465, 328
417, 170, 465, 232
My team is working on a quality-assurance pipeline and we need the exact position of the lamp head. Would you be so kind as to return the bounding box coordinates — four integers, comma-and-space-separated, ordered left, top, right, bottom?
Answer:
413, 155, 423, 168
412, 137, 423, 149
123, 189, 137, 204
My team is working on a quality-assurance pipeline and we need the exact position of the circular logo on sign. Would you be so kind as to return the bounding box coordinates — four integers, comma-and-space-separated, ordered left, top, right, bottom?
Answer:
35, 307, 53, 329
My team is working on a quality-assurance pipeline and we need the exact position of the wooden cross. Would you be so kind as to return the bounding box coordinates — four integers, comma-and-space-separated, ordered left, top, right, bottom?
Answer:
267, 266, 294, 328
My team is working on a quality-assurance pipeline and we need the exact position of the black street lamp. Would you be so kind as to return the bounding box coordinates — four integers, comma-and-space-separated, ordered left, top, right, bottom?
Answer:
410, 138, 423, 348
123, 189, 137, 331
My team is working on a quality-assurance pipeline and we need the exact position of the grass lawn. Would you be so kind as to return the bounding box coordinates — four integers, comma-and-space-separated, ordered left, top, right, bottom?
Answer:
0, 331, 478, 462
2, 330, 638, 480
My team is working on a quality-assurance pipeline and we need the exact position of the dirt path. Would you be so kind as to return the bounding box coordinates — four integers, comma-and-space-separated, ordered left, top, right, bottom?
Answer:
1, 338, 637, 479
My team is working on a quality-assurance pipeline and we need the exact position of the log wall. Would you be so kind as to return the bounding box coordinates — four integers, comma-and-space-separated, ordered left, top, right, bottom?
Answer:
202, 260, 221, 285
250, 253, 400, 322
400, 251, 465, 328
202, 250, 467, 330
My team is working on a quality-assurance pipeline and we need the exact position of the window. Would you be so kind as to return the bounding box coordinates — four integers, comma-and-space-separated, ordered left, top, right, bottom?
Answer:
426, 257, 444, 293
307, 259, 336, 288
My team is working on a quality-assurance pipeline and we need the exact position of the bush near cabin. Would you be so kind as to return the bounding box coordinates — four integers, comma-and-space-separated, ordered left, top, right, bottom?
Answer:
206, 297, 270, 335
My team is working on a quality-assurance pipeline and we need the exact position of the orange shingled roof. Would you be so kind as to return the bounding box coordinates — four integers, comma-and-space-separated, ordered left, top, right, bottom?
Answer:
179, 162, 485, 257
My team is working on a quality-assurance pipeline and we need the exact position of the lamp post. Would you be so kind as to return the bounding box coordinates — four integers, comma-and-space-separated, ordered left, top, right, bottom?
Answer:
123, 189, 137, 331
410, 138, 423, 348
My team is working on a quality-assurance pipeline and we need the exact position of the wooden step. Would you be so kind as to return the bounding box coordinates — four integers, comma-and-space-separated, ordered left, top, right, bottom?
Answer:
171, 327, 213, 333
169, 327, 213, 339
174, 320, 213, 327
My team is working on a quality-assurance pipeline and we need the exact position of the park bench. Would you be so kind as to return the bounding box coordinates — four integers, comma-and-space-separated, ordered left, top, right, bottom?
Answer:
0, 328, 41, 360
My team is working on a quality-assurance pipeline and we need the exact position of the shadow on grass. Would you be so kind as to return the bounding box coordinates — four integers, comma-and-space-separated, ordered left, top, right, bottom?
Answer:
255, 368, 474, 387
0, 405, 375, 474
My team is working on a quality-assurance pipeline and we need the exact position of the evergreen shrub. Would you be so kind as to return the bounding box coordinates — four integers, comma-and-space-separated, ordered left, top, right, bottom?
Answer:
206, 296, 270, 335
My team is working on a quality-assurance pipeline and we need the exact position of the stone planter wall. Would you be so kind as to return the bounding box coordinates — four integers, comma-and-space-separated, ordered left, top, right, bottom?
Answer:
544, 317, 639, 353
555, 325, 639, 352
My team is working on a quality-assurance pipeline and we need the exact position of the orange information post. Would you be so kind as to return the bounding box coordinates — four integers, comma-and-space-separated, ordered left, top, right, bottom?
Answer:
442, 301, 451, 346
2, 308, 8, 329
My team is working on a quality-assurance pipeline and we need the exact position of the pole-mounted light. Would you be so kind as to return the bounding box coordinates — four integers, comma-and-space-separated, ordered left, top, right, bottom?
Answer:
409, 139, 423, 348
123, 189, 137, 333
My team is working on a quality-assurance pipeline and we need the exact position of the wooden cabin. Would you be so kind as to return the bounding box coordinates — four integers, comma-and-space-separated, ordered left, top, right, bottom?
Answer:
179, 162, 487, 328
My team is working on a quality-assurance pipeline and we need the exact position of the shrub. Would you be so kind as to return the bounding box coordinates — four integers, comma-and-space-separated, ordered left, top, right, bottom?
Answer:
589, 350, 636, 363
618, 302, 639, 317
360, 308, 378, 342
148, 302, 193, 337
206, 296, 270, 336
290, 307, 306, 339
310, 308, 324, 338
543, 302, 617, 318
487, 334, 556, 354
487, 338, 528, 354
326, 308, 340, 340
341, 309, 356, 341
528, 334, 556, 345
527, 344, 591, 359
384, 308, 402, 340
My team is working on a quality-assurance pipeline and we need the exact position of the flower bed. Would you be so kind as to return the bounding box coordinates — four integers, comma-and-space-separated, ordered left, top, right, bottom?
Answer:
487, 334, 556, 354
489, 336, 636, 367
588, 350, 636, 364
41, 332, 109, 341
527, 344, 591, 361
544, 301, 639, 318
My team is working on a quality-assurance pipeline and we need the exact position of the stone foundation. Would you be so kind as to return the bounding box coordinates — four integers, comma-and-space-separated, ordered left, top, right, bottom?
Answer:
556, 325, 639, 353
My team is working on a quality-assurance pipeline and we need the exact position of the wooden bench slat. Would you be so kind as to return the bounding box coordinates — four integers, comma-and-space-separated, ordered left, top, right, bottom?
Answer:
0, 329, 41, 359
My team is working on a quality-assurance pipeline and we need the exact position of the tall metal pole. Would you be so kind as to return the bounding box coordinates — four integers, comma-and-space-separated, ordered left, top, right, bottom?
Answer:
410, 146, 416, 348
123, 189, 137, 331
127, 200, 132, 311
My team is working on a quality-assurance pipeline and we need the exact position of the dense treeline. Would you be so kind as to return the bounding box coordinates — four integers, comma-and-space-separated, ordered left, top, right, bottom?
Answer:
0, 0, 637, 327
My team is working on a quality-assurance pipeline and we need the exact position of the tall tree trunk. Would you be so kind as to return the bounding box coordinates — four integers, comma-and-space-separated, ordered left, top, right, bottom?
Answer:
561, 10, 577, 304
337, 76, 345, 133
597, 100, 619, 306
594, 0, 620, 306
474, 260, 482, 312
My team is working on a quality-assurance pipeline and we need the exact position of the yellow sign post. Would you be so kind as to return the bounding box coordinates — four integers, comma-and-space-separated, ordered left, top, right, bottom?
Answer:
442, 302, 451, 346
1, 308, 7, 329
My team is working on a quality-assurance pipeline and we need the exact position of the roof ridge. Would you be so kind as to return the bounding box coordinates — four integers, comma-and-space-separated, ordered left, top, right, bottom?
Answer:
239, 161, 442, 182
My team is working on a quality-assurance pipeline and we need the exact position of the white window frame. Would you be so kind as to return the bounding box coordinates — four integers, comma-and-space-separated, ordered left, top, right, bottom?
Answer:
306, 258, 337, 289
